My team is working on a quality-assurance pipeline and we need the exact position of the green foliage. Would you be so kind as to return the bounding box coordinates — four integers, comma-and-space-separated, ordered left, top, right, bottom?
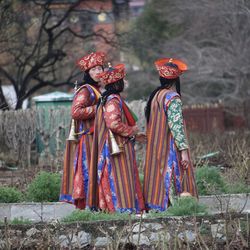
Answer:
11, 217, 32, 225
125, 1, 183, 68
195, 166, 226, 195
225, 182, 250, 194
62, 209, 130, 223
147, 197, 207, 217
167, 197, 207, 216
26, 171, 61, 202
0, 187, 24, 203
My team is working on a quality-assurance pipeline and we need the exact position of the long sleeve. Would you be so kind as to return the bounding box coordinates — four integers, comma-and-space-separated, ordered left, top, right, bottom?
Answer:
71, 87, 96, 120
104, 97, 134, 137
167, 98, 189, 151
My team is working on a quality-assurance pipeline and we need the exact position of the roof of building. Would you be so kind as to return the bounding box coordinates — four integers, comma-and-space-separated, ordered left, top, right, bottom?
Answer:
32, 91, 73, 102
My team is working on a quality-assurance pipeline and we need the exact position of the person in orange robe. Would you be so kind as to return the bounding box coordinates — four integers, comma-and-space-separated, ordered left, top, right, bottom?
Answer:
143, 58, 198, 211
60, 52, 105, 209
88, 64, 145, 213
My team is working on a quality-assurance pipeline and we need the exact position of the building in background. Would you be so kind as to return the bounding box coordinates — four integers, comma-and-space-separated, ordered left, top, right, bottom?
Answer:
129, 0, 145, 17
49, 0, 116, 57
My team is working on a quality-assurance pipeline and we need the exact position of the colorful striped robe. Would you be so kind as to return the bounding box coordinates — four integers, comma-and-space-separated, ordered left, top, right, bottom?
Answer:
60, 84, 100, 209
143, 89, 198, 211
88, 94, 145, 213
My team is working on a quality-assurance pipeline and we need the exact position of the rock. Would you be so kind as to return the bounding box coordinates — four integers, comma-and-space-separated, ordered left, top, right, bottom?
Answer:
72, 231, 91, 248
149, 232, 170, 243
109, 226, 117, 231
129, 234, 150, 246
26, 228, 40, 237
144, 223, 164, 231
211, 223, 224, 238
0, 240, 6, 250
132, 223, 146, 233
58, 235, 68, 248
178, 230, 196, 242
95, 237, 112, 247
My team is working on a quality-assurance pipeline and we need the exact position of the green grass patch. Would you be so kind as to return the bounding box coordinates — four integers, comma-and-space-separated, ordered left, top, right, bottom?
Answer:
10, 217, 33, 225
147, 197, 207, 217
225, 182, 250, 194
0, 218, 33, 225
62, 209, 130, 223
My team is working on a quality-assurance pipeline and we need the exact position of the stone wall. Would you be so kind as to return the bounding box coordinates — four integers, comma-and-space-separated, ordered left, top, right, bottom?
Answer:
0, 214, 249, 249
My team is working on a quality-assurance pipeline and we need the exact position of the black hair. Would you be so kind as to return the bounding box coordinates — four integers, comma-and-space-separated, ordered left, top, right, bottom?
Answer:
145, 76, 181, 123
98, 79, 124, 107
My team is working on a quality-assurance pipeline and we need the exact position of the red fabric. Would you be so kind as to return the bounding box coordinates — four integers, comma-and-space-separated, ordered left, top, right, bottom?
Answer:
122, 101, 136, 126
71, 87, 96, 121
98, 164, 116, 212
76, 52, 105, 71
72, 136, 86, 209
104, 97, 134, 137
155, 58, 187, 79
98, 64, 125, 85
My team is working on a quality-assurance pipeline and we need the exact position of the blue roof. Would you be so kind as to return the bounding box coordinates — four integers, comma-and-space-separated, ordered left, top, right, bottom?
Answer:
32, 91, 73, 102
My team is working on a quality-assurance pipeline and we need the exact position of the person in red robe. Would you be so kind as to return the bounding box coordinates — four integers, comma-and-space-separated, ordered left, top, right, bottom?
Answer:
60, 52, 106, 209
143, 58, 198, 211
88, 63, 145, 213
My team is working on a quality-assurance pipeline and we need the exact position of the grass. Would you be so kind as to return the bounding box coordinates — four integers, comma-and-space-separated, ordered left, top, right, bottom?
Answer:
147, 197, 208, 218
0, 217, 33, 225
62, 197, 208, 223
62, 209, 130, 223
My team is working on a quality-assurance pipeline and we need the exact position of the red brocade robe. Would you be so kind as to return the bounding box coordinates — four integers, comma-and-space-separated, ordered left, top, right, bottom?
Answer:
60, 84, 101, 209
143, 89, 198, 211
88, 94, 145, 212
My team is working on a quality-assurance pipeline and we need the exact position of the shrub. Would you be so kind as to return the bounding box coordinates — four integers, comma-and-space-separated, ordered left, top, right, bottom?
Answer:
0, 187, 24, 203
195, 166, 226, 195
167, 197, 207, 216
26, 171, 61, 202
225, 182, 250, 194
147, 197, 207, 217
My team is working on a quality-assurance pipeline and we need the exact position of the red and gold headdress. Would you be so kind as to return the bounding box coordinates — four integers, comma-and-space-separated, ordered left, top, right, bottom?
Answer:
155, 58, 187, 79
98, 63, 126, 86
76, 52, 106, 71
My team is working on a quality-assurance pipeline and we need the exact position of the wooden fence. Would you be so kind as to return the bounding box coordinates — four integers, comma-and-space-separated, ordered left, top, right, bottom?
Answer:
0, 100, 249, 171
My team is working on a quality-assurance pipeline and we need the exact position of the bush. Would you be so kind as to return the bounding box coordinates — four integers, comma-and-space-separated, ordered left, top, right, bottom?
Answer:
147, 197, 207, 217
0, 187, 24, 203
26, 171, 61, 202
195, 166, 226, 195
167, 197, 207, 216
225, 182, 250, 194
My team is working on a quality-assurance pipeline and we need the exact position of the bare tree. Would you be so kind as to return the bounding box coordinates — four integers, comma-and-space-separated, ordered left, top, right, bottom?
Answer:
0, 0, 116, 110
126, 0, 250, 104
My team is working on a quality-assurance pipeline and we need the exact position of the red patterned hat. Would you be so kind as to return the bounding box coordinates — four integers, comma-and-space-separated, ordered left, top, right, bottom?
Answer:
76, 52, 106, 71
98, 63, 126, 85
155, 58, 187, 79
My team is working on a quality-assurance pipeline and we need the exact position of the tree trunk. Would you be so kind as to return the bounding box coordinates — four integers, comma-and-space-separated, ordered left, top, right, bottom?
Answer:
15, 98, 23, 110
